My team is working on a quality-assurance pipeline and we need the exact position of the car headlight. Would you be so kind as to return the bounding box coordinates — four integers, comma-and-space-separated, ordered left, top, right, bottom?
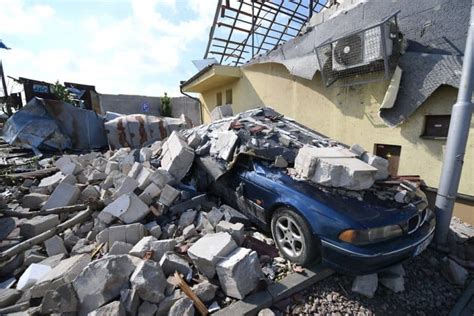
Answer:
339, 224, 403, 245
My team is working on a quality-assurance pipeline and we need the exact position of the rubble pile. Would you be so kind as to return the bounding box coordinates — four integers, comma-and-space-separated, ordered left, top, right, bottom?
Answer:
0, 124, 297, 315
0, 107, 432, 314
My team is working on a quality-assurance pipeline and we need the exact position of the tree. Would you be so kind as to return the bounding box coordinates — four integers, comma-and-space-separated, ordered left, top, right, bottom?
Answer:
51, 81, 76, 106
161, 92, 172, 117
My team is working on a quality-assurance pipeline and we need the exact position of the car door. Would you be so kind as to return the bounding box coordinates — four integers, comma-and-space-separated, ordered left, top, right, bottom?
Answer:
236, 160, 276, 226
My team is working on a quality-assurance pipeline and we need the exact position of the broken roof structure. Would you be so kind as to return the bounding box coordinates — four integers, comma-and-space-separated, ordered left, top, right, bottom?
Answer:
204, 0, 331, 66
246, 0, 468, 126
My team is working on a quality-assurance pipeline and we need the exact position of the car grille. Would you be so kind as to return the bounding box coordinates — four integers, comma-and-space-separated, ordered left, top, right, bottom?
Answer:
406, 209, 427, 234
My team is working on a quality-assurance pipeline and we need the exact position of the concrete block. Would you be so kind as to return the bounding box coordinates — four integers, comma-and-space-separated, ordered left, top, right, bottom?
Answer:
216, 221, 245, 245
138, 301, 158, 316
92, 157, 108, 173
216, 247, 262, 299
120, 288, 140, 316
112, 176, 139, 200
139, 182, 161, 205
38, 171, 65, 192
169, 297, 194, 316
44, 235, 68, 257
0, 288, 22, 308
128, 162, 143, 179
182, 224, 197, 239
16, 263, 52, 290
80, 185, 100, 202
89, 301, 125, 316
96, 223, 146, 246
351, 274, 378, 298
136, 166, 153, 190
188, 232, 238, 278
150, 168, 174, 188
210, 104, 233, 121
20, 215, 59, 238
31, 254, 91, 298
43, 182, 80, 210
105, 161, 120, 174
139, 147, 153, 162
350, 144, 366, 156
191, 280, 218, 303
156, 290, 184, 316
73, 255, 139, 315
187, 132, 201, 149
40, 283, 78, 314
109, 241, 134, 255
129, 236, 176, 262
210, 131, 239, 161
38, 253, 67, 268
294, 145, 355, 178
159, 184, 180, 206
21, 193, 49, 210
59, 161, 82, 176
98, 193, 149, 224
130, 260, 166, 303
145, 221, 162, 239
159, 251, 192, 277
178, 209, 197, 228
361, 152, 390, 180
310, 157, 378, 190
85, 168, 107, 182
160, 131, 195, 181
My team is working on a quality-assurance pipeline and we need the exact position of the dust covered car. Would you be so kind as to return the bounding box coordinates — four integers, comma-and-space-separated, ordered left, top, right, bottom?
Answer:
184, 108, 435, 274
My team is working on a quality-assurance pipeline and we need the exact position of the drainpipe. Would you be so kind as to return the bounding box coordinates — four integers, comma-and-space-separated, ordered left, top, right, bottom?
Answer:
180, 85, 203, 126
434, 4, 474, 245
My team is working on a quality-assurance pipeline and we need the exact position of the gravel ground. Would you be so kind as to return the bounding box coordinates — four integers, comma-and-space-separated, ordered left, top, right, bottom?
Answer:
269, 249, 467, 315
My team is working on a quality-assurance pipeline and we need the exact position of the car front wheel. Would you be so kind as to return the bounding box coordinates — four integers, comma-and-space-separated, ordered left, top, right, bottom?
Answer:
271, 207, 320, 266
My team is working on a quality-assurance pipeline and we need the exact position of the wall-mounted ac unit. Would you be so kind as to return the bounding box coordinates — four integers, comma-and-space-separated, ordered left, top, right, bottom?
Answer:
331, 24, 393, 71
315, 11, 401, 87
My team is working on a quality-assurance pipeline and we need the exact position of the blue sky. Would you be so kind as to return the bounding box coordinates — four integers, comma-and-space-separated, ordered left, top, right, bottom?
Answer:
0, 0, 216, 97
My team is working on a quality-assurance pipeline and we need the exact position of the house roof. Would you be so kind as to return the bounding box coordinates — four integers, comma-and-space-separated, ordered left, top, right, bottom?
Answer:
181, 65, 241, 93
248, 0, 470, 126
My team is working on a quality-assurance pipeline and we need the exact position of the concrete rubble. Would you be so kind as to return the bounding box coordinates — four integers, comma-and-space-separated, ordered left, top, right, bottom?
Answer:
0, 107, 429, 314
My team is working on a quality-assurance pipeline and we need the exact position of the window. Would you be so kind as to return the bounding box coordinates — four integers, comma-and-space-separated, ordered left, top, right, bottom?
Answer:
216, 92, 222, 106
421, 115, 451, 138
225, 89, 233, 104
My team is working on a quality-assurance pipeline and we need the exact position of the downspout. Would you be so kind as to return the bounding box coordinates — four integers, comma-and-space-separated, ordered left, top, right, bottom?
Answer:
434, 3, 474, 245
180, 85, 203, 126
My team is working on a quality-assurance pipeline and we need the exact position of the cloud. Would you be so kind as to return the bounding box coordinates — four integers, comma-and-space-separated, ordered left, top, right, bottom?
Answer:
1, 0, 216, 96
0, 0, 55, 35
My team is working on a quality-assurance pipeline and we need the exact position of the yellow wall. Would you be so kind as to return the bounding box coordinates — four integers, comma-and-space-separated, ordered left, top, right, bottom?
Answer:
199, 62, 474, 197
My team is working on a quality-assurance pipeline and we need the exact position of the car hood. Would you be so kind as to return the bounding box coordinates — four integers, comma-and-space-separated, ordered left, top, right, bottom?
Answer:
266, 167, 420, 229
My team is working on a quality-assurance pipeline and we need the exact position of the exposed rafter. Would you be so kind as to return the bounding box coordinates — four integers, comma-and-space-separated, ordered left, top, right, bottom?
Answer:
204, 0, 329, 66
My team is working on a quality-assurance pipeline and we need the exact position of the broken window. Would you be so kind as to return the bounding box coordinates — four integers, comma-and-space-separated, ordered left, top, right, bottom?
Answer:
216, 92, 222, 106
225, 89, 233, 104
421, 115, 450, 139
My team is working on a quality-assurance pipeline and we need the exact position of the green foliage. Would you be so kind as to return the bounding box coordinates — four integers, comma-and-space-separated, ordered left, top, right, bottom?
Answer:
161, 92, 172, 117
51, 81, 76, 105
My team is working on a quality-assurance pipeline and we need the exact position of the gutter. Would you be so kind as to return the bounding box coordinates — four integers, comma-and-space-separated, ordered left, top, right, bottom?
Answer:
180, 84, 203, 125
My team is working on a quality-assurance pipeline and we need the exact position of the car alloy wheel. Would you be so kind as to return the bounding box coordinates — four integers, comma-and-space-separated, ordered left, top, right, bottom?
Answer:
271, 207, 321, 266
274, 215, 304, 257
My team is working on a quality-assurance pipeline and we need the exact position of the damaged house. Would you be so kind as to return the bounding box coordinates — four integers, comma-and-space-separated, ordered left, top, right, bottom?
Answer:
181, 0, 474, 222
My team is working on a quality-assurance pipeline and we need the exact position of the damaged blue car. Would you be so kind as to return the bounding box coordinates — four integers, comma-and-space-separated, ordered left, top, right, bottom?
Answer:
186, 108, 435, 274
212, 156, 435, 274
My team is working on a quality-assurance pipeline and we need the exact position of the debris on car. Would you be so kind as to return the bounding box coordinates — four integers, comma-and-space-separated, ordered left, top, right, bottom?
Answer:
0, 107, 442, 314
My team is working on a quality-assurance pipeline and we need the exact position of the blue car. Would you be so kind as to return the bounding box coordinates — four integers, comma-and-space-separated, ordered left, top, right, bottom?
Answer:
211, 155, 436, 274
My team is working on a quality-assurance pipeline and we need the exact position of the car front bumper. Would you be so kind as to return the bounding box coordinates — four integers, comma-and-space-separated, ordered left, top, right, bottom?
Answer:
319, 216, 436, 275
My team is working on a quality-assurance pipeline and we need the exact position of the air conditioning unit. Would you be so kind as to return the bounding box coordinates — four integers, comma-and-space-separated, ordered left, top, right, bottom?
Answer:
332, 23, 394, 71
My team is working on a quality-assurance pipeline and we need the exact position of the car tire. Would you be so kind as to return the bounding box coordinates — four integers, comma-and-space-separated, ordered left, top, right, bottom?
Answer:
271, 207, 321, 266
